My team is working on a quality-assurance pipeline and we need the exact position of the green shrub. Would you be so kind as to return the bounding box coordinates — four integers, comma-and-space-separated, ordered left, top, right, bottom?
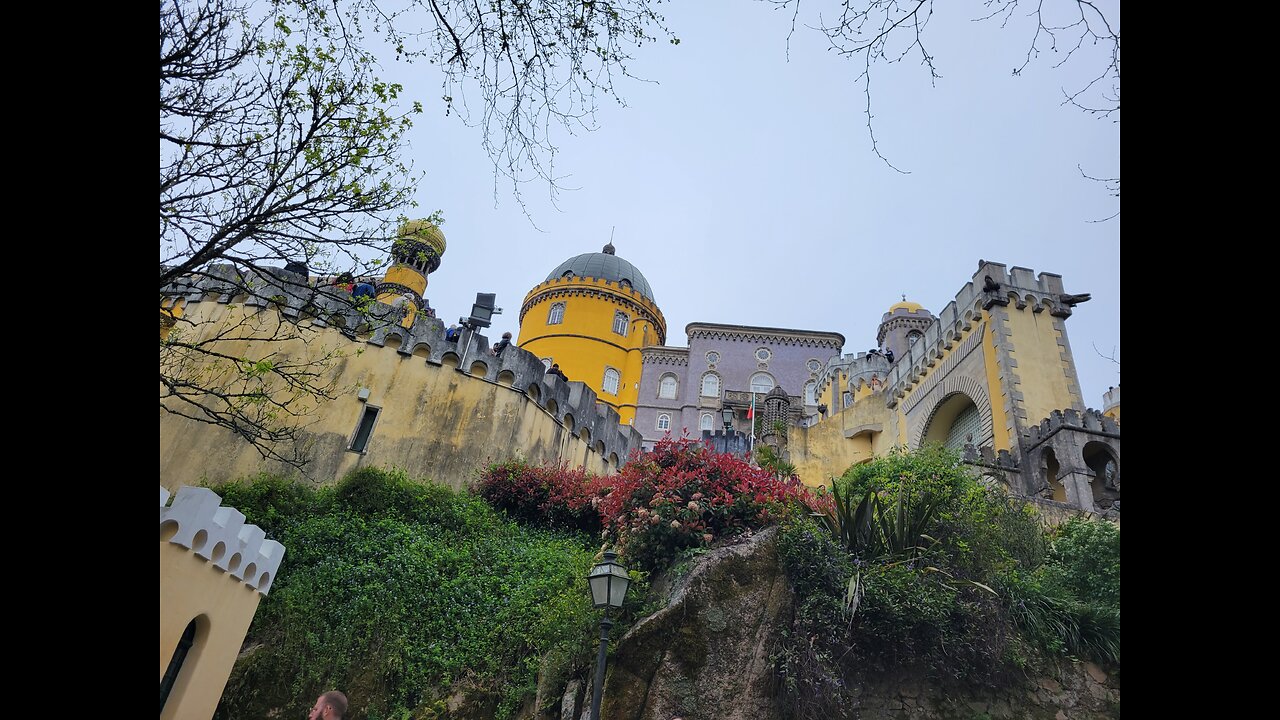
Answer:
212, 468, 598, 720
1048, 516, 1121, 609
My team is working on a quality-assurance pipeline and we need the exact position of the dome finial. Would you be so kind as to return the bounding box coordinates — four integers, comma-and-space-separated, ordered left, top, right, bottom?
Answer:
604, 226, 616, 254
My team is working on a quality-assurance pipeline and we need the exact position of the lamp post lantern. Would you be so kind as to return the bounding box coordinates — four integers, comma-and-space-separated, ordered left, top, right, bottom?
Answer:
720, 405, 734, 432
586, 551, 631, 720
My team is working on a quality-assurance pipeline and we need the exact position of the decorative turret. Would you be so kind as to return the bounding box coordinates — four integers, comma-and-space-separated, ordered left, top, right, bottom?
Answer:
761, 385, 791, 451
518, 242, 666, 425
376, 219, 447, 321
1103, 385, 1120, 423
877, 295, 934, 362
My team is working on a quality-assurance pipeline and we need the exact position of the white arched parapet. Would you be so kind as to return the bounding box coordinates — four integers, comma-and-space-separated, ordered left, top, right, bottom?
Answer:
160, 486, 287, 596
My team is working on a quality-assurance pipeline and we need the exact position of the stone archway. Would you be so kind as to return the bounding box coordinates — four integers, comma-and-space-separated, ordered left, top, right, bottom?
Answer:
912, 376, 993, 450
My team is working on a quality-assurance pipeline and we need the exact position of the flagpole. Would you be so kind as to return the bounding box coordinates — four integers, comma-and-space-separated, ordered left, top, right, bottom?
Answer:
749, 391, 756, 456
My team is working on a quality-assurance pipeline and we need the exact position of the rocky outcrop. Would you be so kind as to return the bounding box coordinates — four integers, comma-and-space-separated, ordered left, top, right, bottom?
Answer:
594, 526, 1119, 719
848, 661, 1119, 719
601, 527, 792, 720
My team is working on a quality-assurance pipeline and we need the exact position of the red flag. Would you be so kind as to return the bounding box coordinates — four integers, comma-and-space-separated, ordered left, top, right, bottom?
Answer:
746, 406, 754, 419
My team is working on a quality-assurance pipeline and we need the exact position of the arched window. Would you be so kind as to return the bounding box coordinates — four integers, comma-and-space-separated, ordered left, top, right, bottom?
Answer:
547, 302, 565, 325
659, 374, 678, 399
613, 311, 629, 336
700, 413, 714, 431
602, 368, 621, 395
541, 357, 553, 370
804, 382, 817, 405
160, 619, 198, 713
750, 372, 775, 394
907, 330, 923, 346
842, 391, 853, 408
657, 413, 671, 430
701, 373, 720, 398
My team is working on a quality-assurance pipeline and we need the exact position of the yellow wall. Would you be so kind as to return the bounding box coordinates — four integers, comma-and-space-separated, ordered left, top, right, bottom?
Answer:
790, 395, 901, 488
1103, 406, 1120, 423
518, 277, 666, 425
160, 541, 261, 720
1003, 305, 1082, 425
160, 301, 621, 490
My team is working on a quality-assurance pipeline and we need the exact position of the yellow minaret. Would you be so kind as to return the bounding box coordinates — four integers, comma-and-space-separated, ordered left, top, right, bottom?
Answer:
376, 220, 447, 326
518, 243, 666, 425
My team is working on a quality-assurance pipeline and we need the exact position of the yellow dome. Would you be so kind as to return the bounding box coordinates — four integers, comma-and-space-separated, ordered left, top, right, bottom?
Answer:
398, 220, 447, 257
889, 299, 924, 313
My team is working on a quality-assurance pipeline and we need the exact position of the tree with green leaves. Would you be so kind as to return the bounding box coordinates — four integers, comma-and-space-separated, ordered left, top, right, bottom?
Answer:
160, 0, 677, 466
161, 0, 429, 466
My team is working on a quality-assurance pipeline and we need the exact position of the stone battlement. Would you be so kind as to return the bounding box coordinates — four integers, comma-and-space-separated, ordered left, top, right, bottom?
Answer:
815, 350, 892, 395
884, 260, 1084, 406
1021, 408, 1120, 449
161, 266, 643, 464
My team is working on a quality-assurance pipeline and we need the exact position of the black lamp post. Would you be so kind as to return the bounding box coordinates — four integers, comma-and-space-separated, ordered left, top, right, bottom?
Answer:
720, 405, 734, 432
586, 551, 631, 720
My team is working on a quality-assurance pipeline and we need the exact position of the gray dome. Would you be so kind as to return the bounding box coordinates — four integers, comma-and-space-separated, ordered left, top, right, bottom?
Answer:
546, 251, 655, 302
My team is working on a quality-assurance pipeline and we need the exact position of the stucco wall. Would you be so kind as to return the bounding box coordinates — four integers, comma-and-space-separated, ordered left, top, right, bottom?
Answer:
160, 294, 640, 490
1003, 303, 1084, 426
790, 393, 901, 487
160, 541, 261, 720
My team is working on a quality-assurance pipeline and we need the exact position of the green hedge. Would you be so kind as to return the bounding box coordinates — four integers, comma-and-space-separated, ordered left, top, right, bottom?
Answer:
211, 468, 597, 720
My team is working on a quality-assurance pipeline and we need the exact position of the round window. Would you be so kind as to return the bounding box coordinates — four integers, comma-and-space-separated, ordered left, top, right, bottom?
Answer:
755, 348, 772, 362
706, 351, 720, 365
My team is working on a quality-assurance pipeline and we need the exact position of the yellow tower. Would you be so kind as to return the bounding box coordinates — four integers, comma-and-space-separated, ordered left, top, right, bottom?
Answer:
518, 243, 666, 425
376, 219, 447, 326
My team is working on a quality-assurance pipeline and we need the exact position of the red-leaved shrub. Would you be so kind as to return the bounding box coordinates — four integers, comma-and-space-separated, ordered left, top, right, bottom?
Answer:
476, 459, 611, 533
600, 436, 832, 570
477, 437, 832, 571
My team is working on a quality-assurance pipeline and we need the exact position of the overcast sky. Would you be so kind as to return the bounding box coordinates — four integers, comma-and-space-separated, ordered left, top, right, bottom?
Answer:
383, 0, 1120, 408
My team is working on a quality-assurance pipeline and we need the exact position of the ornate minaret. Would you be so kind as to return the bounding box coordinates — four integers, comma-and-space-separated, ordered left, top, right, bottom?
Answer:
376, 220, 447, 325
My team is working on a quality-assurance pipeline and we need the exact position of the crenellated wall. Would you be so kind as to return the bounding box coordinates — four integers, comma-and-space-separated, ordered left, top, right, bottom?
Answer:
160, 268, 643, 490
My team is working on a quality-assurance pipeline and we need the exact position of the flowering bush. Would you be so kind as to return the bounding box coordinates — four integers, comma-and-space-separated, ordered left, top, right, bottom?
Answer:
477, 438, 832, 572
600, 437, 832, 571
476, 459, 611, 533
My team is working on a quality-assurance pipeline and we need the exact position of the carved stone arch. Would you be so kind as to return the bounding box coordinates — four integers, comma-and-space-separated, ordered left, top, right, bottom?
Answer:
1082, 440, 1120, 510
911, 375, 994, 450
1037, 446, 1067, 502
